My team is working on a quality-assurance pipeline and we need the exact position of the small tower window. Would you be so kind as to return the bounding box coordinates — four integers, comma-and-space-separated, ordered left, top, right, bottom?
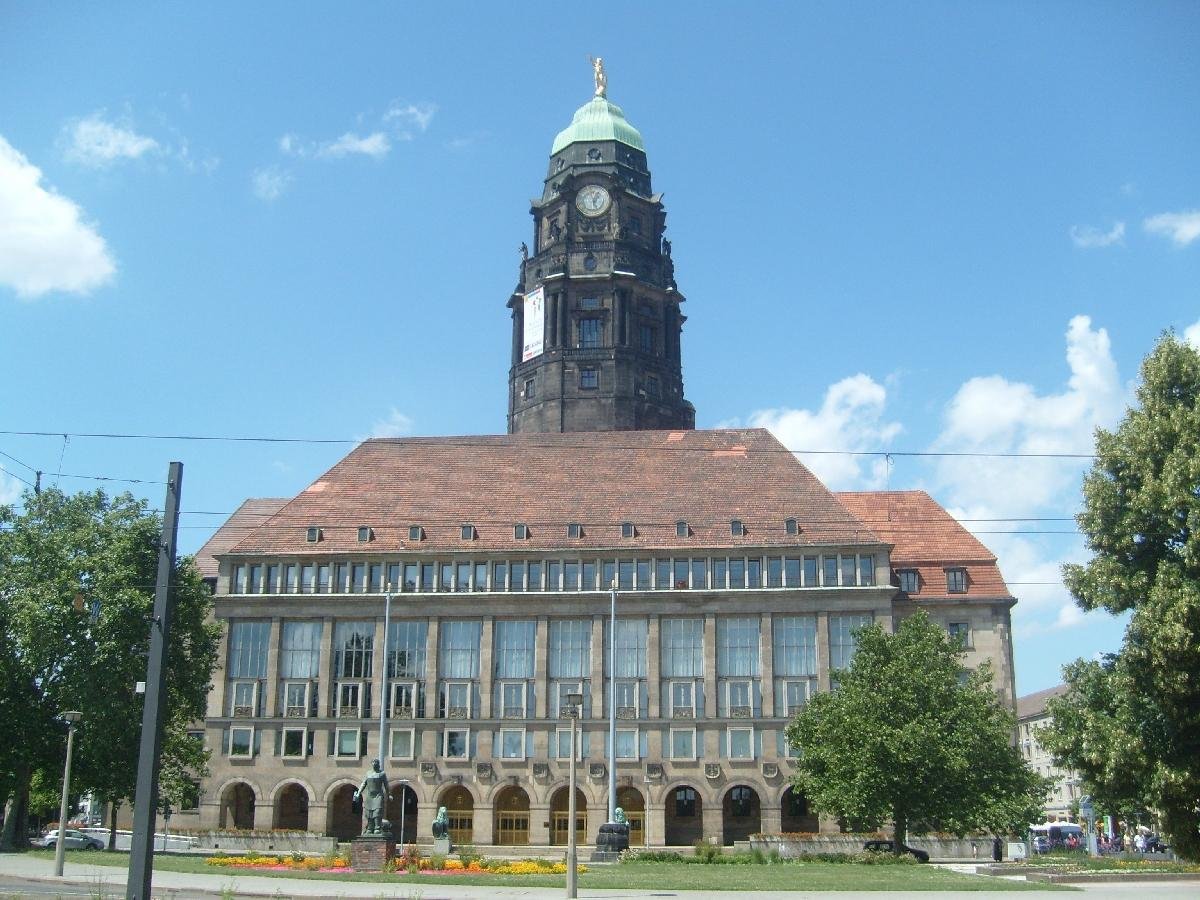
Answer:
567, 523, 583, 539
730, 520, 745, 537
675, 520, 690, 538
461, 524, 476, 541
408, 525, 424, 542
621, 522, 636, 539
305, 527, 322, 543
579, 367, 599, 389
523, 378, 535, 400
580, 296, 600, 310
357, 526, 373, 543
578, 318, 601, 348
514, 523, 529, 540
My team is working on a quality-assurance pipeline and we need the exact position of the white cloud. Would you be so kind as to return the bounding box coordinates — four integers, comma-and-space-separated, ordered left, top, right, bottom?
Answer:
743, 374, 902, 490
1143, 210, 1200, 247
1069, 221, 1124, 249
61, 112, 159, 168
251, 166, 292, 201
929, 316, 1128, 635
0, 135, 116, 298
317, 131, 390, 159
383, 101, 436, 138
368, 408, 414, 439
1184, 318, 1200, 350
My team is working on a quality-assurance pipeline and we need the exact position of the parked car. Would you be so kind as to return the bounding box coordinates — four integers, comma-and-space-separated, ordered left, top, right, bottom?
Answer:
35, 829, 104, 851
863, 839, 930, 862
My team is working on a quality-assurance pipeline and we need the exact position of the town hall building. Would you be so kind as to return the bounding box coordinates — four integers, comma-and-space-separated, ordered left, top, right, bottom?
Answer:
191, 67, 1019, 848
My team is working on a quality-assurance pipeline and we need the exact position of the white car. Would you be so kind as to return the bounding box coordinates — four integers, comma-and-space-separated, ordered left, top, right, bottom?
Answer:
36, 829, 104, 851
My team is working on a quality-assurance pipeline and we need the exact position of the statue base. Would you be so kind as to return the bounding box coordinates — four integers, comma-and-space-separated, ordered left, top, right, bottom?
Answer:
433, 836, 451, 856
595, 822, 629, 855
351, 834, 397, 872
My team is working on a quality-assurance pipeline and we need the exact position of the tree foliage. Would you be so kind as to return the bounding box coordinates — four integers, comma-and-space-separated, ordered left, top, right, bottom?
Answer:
1047, 332, 1200, 860
785, 611, 1048, 848
0, 488, 219, 849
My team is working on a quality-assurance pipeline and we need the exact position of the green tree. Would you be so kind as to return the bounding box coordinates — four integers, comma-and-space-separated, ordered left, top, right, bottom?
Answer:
1045, 332, 1200, 860
785, 611, 1048, 850
0, 488, 219, 850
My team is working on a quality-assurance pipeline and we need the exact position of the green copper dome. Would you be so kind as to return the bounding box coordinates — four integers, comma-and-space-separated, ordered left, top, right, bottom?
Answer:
551, 96, 645, 155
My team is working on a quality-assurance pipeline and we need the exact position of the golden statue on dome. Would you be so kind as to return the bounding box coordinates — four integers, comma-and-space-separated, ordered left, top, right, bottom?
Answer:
589, 56, 607, 98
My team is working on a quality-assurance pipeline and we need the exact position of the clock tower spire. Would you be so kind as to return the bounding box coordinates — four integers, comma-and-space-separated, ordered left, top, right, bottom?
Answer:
507, 65, 695, 434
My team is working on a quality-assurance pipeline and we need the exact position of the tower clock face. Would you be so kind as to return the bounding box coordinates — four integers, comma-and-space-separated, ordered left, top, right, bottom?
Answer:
576, 185, 611, 217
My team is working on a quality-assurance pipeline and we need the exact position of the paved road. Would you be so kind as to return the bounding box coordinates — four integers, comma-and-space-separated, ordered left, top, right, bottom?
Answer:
2, 853, 1199, 900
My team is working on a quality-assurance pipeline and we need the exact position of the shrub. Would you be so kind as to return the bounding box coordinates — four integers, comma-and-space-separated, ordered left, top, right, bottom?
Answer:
692, 840, 723, 863
620, 848, 684, 863
456, 843, 480, 866
429, 853, 446, 871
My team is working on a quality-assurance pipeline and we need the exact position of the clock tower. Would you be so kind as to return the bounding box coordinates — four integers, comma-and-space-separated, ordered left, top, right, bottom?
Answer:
507, 63, 695, 434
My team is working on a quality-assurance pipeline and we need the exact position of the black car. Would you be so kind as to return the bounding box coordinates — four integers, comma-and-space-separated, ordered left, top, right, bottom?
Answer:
863, 839, 930, 862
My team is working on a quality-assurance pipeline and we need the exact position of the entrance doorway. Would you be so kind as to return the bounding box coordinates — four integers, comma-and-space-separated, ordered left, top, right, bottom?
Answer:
664, 785, 702, 846
549, 786, 587, 845
617, 786, 645, 846
493, 785, 530, 845
722, 785, 761, 845
438, 784, 474, 845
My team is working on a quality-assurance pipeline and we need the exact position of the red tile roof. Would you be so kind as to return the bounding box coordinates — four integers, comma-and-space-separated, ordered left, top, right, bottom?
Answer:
1017, 683, 1069, 720
224, 429, 885, 557
192, 498, 289, 578
836, 490, 1013, 599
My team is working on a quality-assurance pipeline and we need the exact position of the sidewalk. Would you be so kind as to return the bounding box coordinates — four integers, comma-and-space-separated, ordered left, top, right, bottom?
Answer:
3, 852, 1200, 900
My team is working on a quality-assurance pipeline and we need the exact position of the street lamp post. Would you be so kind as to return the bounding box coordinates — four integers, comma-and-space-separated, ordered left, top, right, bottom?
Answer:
395, 778, 411, 846
565, 691, 583, 899
55, 711, 82, 877
607, 579, 617, 824
379, 582, 393, 786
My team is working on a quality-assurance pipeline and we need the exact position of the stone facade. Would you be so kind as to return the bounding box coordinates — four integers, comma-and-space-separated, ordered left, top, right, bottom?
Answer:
1017, 685, 1079, 821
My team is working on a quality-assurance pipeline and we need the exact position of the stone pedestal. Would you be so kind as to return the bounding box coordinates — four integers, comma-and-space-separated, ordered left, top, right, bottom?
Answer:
351, 835, 397, 872
591, 821, 629, 861
433, 836, 450, 857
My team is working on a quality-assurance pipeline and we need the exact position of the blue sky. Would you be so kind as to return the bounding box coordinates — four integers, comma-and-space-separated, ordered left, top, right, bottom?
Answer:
2, 1, 1198, 696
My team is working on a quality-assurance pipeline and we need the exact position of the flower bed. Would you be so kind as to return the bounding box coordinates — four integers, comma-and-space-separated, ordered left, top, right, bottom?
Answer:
204, 853, 583, 877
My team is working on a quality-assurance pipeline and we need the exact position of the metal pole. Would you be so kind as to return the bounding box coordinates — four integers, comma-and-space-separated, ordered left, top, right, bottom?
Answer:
400, 781, 407, 846
127, 462, 182, 900
608, 581, 617, 823
567, 708, 578, 898
54, 716, 80, 877
379, 583, 392, 777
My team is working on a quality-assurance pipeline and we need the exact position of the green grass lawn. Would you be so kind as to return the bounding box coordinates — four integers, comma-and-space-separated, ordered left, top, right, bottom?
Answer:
25, 849, 1070, 891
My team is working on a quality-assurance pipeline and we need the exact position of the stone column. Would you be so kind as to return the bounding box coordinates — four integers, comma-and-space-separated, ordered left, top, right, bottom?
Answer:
319, 616, 335, 716
646, 615, 661, 718
209, 614, 231, 718
475, 802, 495, 845
535, 616, 549, 718
759, 612, 774, 718
760, 803, 782, 836
479, 617, 494, 718
424, 619, 440, 718
529, 801, 551, 845
816, 611, 831, 693
644, 793, 665, 847
701, 797, 723, 845
590, 614, 605, 716
264, 616, 282, 717
703, 614, 717, 718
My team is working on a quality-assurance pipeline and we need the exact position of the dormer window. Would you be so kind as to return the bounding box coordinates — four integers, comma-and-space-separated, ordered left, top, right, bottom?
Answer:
514, 523, 529, 540
305, 527, 322, 543
460, 524, 476, 541
408, 525, 424, 542
945, 568, 967, 593
785, 518, 798, 535
621, 522, 636, 539
567, 523, 583, 539
675, 520, 690, 538
898, 569, 919, 593
357, 526, 372, 543
730, 520, 745, 537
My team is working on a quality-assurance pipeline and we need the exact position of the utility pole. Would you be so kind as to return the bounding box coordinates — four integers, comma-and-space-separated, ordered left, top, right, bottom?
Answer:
127, 462, 182, 900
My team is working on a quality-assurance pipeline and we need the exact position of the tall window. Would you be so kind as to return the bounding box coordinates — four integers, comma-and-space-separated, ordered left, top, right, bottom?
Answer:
549, 619, 591, 718
228, 621, 270, 680
829, 614, 872, 673
578, 318, 601, 349
388, 620, 428, 679
604, 618, 648, 718
774, 615, 817, 714
333, 622, 374, 678
438, 620, 481, 679
661, 618, 704, 678
494, 620, 536, 679
279, 621, 321, 679
717, 617, 759, 717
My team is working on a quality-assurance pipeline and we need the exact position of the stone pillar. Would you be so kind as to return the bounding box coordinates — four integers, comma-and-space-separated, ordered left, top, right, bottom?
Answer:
265, 616, 282, 717
759, 612, 774, 718
644, 794, 665, 847
529, 801, 551, 845
760, 803, 782, 837
535, 616, 548, 718
590, 614, 605, 717
703, 614, 717, 718
475, 803, 495, 845
646, 615, 661, 718
479, 617, 494, 718
319, 616, 335, 716
425, 619, 440, 718
816, 611, 831, 693
701, 798, 723, 845
209, 615, 231, 718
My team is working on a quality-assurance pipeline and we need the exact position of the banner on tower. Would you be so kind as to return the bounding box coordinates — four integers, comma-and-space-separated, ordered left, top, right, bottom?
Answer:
522, 286, 545, 362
